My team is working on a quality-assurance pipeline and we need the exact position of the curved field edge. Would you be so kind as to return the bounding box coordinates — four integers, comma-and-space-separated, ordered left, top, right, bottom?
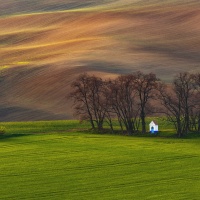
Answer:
0, 118, 171, 135
0, 118, 197, 137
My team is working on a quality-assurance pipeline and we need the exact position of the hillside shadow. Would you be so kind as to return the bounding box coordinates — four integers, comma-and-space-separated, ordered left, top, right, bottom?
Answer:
0, 105, 69, 122
78, 60, 132, 75
0, 133, 31, 140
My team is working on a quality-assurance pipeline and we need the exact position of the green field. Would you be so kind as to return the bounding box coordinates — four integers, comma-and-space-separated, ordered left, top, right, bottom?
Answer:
0, 120, 200, 199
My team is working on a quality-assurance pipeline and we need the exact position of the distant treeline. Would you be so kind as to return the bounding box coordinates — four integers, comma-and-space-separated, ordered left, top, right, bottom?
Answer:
69, 71, 200, 137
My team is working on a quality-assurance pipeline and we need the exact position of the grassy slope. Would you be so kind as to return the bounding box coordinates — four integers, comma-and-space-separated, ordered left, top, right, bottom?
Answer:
0, 121, 200, 199
0, 1, 200, 121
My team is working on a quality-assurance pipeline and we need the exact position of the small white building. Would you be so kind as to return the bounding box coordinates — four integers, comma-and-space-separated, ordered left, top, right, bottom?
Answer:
149, 121, 158, 134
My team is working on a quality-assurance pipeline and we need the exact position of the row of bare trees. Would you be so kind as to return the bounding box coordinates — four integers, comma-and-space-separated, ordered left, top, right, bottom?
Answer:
69, 71, 200, 137
158, 73, 200, 137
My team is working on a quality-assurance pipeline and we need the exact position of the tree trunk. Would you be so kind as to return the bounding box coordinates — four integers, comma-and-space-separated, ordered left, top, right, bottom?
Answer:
177, 118, 183, 138
127, 120, 133, 135
90, 119, 95, 129
118, 118, 124, 133
97, 120, 103, 131
140, 109, 146, 134
106, 115, 114, 133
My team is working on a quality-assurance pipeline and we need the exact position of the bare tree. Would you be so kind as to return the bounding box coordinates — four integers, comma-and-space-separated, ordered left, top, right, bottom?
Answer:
157, 72, 199, 137
69, 73, 106, 130
69, 73, 95, 129
190, 73, 200, 132
196, 73, 200, 132
133, 71, 159, 134
102, 80, 116, 133
157, 82, 186, 137
104, 75, 139, 135
173, 72, 196, 134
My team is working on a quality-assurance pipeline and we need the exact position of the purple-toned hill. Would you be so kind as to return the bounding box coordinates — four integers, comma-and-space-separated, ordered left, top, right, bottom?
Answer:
0, 1, 199, 121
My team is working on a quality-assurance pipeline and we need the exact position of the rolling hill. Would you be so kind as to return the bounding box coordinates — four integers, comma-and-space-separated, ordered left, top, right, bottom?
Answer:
0, 0, 200, 121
